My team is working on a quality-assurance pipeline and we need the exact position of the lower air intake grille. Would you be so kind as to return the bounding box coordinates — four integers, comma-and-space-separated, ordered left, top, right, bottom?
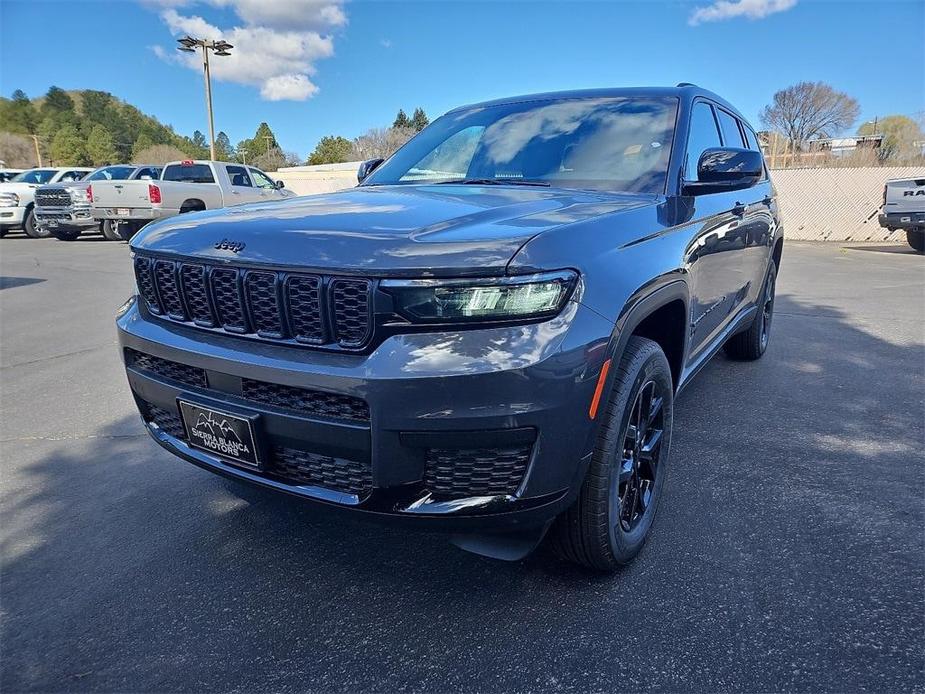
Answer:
241, 379, 369, 422
126, 349, 207, 388
270, 446, 372, 496
424, 445, 532, 498
145, 402, 186, 439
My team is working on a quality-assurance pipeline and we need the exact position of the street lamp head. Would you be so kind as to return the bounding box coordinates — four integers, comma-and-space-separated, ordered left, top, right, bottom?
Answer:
177, 46, 196, 53
177, 35, 198, 49
214, 50, 232, 56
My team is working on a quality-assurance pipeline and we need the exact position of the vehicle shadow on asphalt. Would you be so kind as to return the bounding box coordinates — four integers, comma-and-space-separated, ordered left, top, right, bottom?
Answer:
3, 293, 923, 692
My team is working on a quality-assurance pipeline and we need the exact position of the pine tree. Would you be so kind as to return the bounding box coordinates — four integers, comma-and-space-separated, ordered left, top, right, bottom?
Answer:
86, 125, 119, 166
215, 132, 234, 161
307, 135, 354, 165
6, 90, 38, 134
393, 109, 411, 129
410, 107, 429, 131
50, 125, 88, 165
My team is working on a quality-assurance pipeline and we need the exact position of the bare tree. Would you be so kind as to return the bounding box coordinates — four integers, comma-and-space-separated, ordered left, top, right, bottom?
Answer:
254, 147, 287, 172
352, 126, 416, 160
760, 82, 860, 151
133, 144, 192, 165
0, 131, 39, 168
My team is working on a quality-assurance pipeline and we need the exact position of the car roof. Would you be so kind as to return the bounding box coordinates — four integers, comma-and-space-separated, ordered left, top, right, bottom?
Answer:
448, 85, 752, 127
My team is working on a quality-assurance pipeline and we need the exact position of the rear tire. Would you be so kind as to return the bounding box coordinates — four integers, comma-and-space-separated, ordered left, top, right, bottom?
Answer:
101, 220, 122, 241
23, 208, 48, 238
724, 260, 777, 361
51, 228, 81, 241
906, 229, 924, 253
550, 336, 673, 571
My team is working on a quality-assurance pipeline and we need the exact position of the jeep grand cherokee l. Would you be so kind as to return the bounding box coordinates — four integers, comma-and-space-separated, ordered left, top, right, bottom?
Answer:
117, 85, 782, 571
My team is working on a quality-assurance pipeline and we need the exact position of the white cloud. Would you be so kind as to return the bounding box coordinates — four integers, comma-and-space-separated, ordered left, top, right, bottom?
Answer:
148, 0, 345, 101
688, 0, 797, 25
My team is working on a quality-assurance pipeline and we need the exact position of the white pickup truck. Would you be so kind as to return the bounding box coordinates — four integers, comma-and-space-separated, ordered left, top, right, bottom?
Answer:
879, 177, 925, 253
90, 160, 295, 240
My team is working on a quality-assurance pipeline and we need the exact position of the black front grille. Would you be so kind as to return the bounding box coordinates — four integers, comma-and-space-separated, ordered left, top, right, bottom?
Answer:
35, 188, 72, 207
138, 399, 370, 496
126, 349, 207, 388
271, 446, 372, 496
133, 254, 373, 350
424, 445, 532, 498
242, 379, 369, 422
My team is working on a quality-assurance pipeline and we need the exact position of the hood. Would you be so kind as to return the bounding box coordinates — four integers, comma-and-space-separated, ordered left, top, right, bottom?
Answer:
0, 182, 40, 197
38, 180, 91, 192
132, 184, 654, 277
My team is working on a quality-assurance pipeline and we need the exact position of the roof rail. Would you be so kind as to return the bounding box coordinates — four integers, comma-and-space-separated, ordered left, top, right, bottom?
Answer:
676, 82, 698, 88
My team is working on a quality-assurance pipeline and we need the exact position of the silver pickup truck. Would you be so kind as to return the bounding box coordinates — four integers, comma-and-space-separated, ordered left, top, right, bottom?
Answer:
91, 160, 295, 240
879, 177, 925, 253
36, 164, 161, 241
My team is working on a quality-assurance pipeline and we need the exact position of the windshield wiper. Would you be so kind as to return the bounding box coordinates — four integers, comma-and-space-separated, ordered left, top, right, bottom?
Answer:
433, 178, 551, 187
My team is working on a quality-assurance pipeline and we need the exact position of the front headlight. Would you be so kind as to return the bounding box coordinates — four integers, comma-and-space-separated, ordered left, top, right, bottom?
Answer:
0, 193, 20, 207
381, 270, 577, 323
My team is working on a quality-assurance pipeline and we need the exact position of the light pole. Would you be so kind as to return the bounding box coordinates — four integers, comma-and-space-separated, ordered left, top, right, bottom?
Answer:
177, 36, 233, 160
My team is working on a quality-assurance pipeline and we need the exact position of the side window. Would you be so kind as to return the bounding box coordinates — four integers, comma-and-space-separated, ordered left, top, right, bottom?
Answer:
742, 125, 760, 152
135, 167, 157, 180
685, 102, 722, 180
716, 109, 746, 147
61, 170, 85, 182
249, 168, 277, 190
225, 165, 252, 187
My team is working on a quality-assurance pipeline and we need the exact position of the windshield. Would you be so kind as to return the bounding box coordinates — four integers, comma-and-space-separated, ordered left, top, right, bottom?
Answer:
11, 169, 57, 184
87, 166, 136, 181
364, 97, 679, 194
162, 164, 215, 183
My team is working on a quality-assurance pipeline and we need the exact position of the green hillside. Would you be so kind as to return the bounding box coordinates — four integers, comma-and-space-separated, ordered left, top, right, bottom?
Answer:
0, 87, 234, 166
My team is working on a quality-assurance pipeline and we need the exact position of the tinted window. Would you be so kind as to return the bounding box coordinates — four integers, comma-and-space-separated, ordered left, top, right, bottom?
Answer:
162, 164, 215, 183
685, 102, 722, 179
133, 167, 160, 180
11, 169, 57, 184
226, 165, 252, 187
60, 170, 88, 182
365, 97, 679, 194
87, 166, 136, 181
716, 109, 745, 147
742, 125, 760, 152
249, 168, 277, 189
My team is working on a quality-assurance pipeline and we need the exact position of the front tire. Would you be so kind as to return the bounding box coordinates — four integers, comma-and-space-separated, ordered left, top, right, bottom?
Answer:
23, 208, 49, 238
906, 229, 924, 253
724, 260, 777, 361
550, 336, 673, 571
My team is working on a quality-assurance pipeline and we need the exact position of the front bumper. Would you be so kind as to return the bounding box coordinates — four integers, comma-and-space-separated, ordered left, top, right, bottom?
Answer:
35, 204, 97, 230
117, 297, 613, 530
879, 212, 925, 231
0, 205, 26, 227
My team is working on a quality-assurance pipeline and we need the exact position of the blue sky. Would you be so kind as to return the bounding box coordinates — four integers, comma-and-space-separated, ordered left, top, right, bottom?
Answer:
2, 0, 922, 158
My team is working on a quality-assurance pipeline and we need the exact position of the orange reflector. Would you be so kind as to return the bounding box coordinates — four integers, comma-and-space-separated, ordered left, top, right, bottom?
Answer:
588, 358, 611, 420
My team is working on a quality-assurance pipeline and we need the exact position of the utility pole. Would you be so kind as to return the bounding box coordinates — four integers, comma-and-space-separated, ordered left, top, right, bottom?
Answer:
31, 135, 42, 167
177, 36, 233, 160
263, 135, 273, 156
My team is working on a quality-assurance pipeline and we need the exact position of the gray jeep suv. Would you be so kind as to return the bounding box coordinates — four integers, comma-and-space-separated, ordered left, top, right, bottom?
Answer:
117, 85, 782, 571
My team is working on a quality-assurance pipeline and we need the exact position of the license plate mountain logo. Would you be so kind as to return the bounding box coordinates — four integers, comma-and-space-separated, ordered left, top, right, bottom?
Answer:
190, 411, 251, 458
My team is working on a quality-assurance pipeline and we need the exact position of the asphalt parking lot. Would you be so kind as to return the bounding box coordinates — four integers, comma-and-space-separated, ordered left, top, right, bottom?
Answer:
1, 235, 923, 693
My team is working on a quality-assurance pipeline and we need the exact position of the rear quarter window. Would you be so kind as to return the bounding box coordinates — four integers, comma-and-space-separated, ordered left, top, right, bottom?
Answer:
716, 109, 745, 148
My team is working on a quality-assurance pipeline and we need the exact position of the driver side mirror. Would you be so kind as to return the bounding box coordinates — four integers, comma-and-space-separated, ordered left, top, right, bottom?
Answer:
683, 147, 763, 196
357, 158, 384, 184
275, 180, 285, 189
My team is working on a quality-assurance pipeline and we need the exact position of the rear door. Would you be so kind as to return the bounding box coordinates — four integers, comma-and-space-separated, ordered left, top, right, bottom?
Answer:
715, 107, 774, 297
683, 101, 757, 357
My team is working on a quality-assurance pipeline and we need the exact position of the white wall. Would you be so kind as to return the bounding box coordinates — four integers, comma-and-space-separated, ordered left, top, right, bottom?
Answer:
275, 164, 925, 243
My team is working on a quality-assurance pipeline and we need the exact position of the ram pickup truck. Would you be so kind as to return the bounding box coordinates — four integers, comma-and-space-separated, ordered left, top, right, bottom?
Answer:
879, 177, 925, 252
0, 167, 93, 237
36, 164, 162, 241
92, 160, 295, 240
118, 85, 783, 571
